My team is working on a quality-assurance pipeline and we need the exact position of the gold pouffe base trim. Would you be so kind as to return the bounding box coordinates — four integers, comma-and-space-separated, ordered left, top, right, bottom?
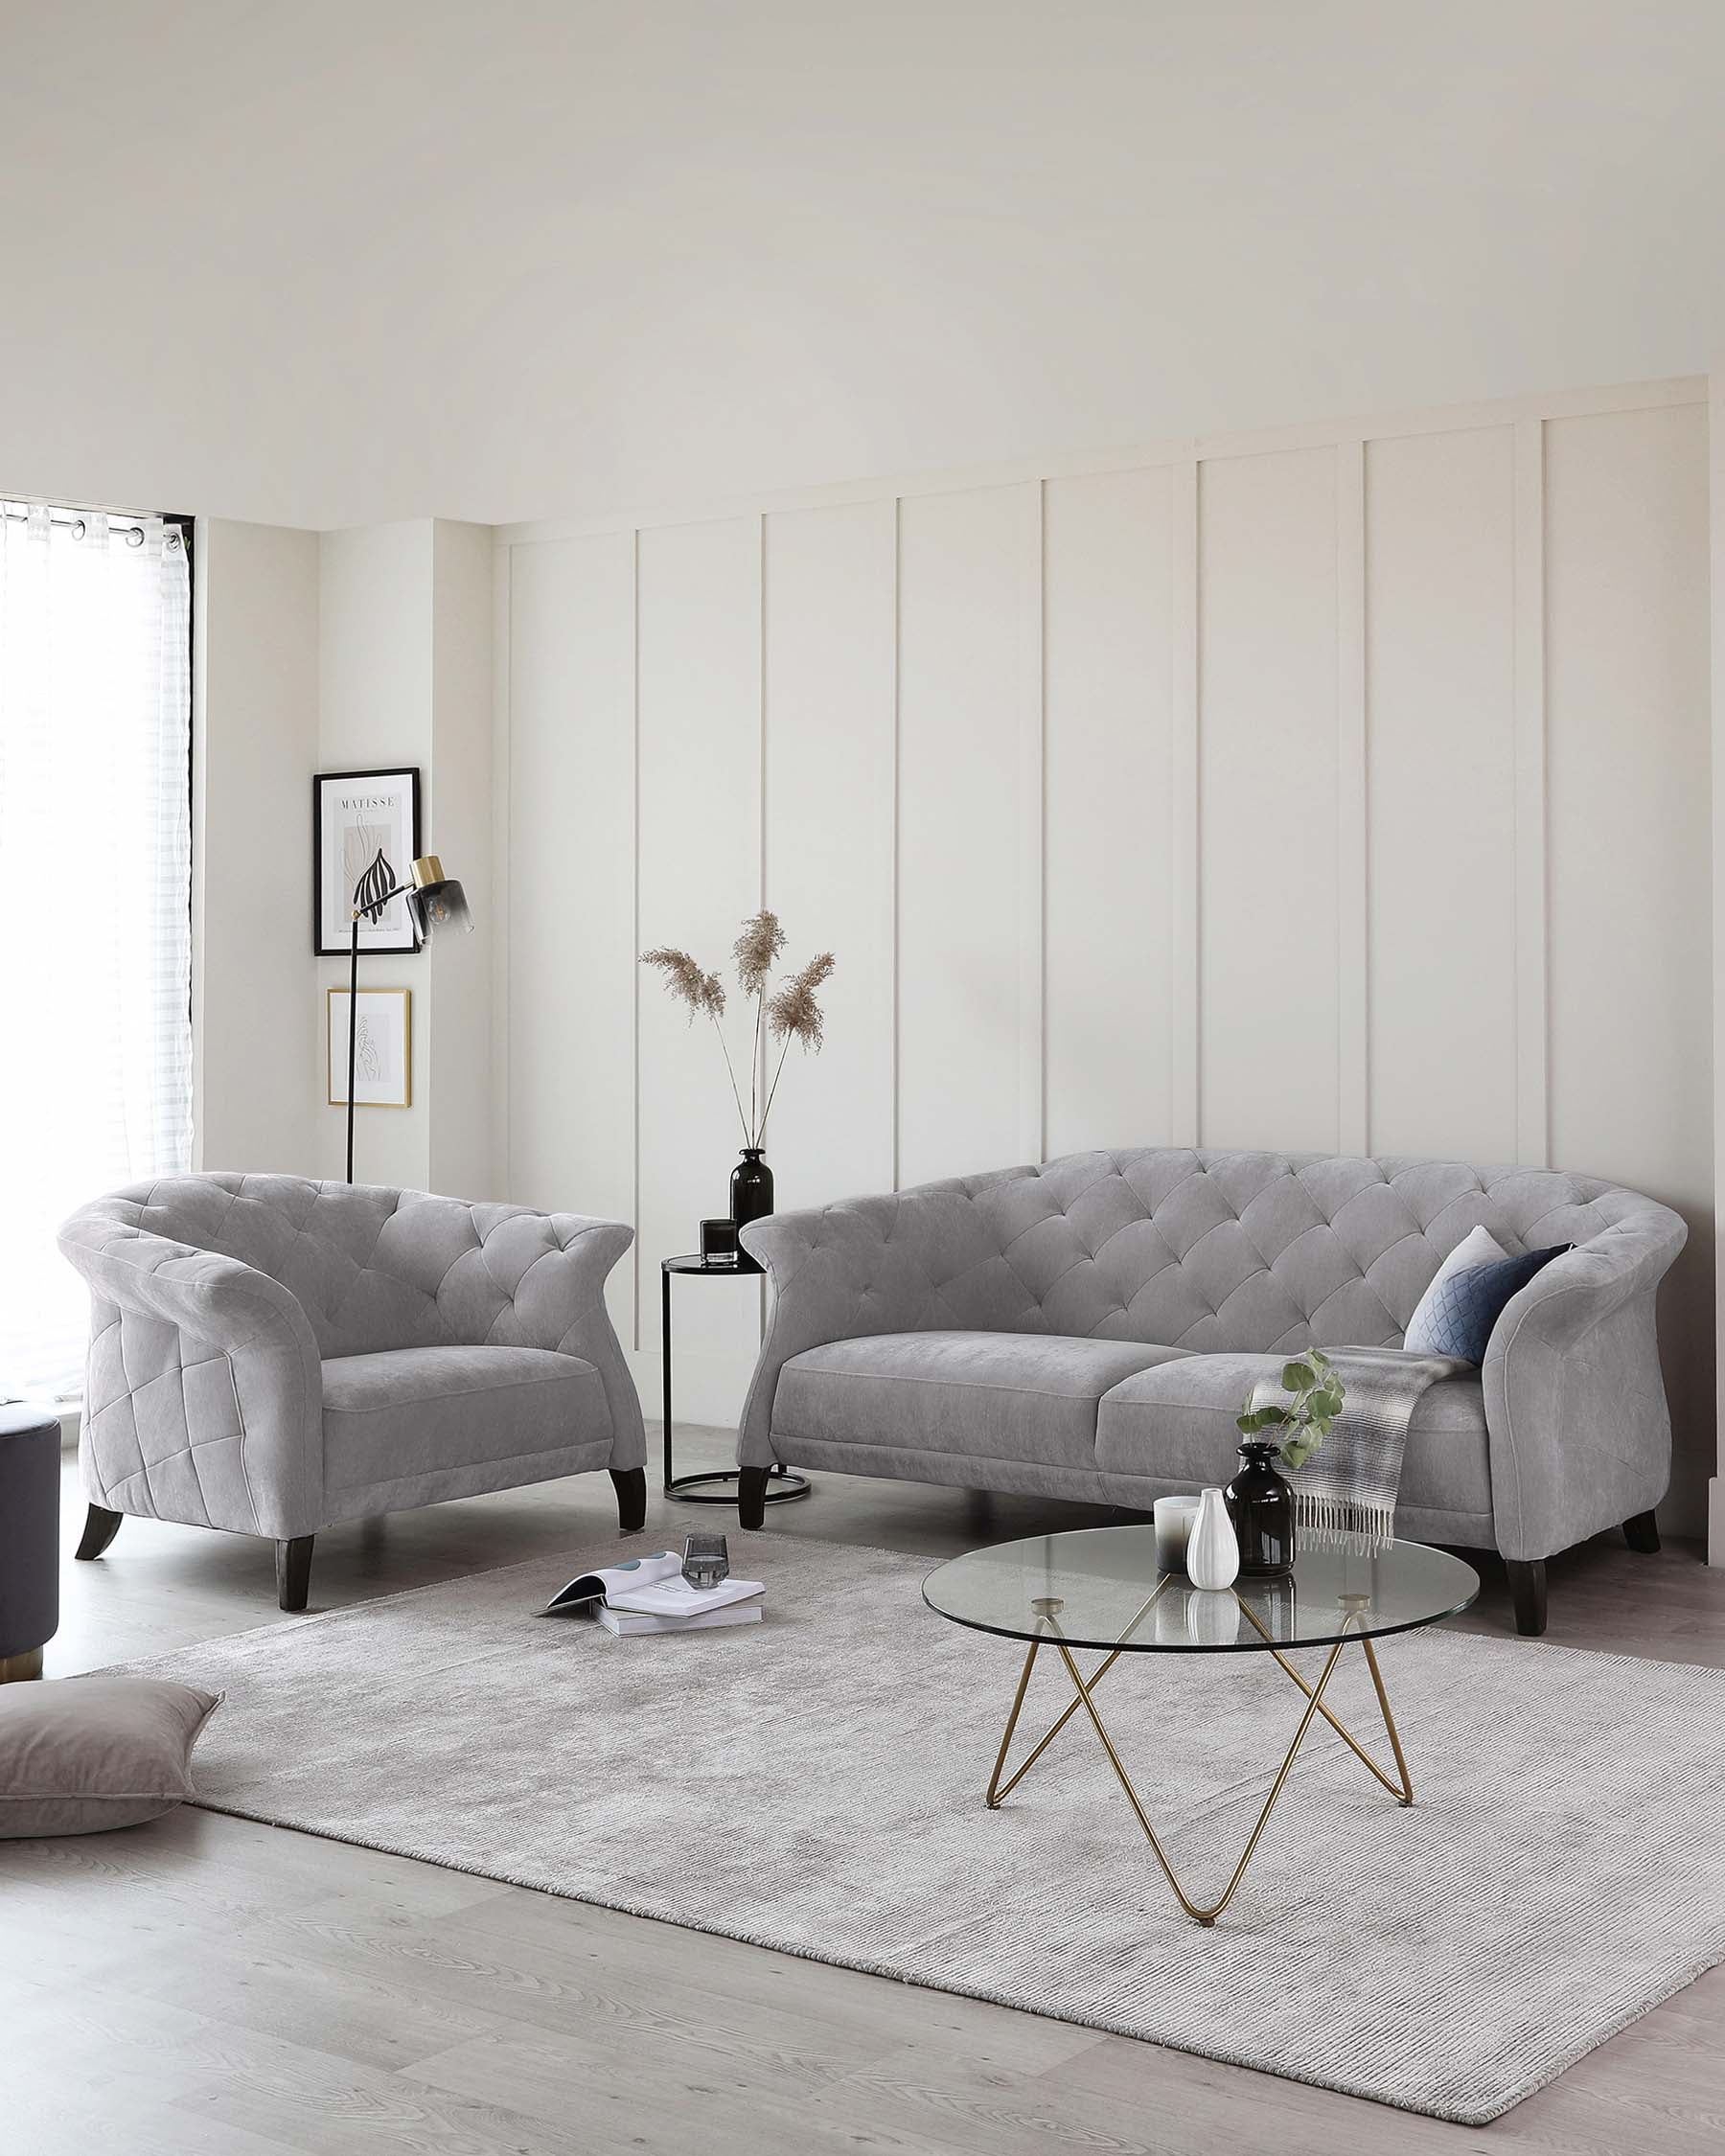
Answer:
0, 1648, 44, 1683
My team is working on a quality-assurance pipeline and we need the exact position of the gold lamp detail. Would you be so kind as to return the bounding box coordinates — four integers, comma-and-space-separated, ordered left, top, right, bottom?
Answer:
405, 856, 473, 937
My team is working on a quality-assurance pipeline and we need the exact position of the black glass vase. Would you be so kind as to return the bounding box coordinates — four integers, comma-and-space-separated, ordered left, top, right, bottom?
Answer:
730, 1148, 773, 1273
1225, 1439, 1296, 1578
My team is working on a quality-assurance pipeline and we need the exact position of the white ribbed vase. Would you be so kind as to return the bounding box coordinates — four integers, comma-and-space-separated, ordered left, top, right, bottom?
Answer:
1187, 1485, 1240, 1591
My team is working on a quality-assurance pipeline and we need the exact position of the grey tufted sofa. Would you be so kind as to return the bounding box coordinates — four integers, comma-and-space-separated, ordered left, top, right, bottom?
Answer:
58, 1174, 647, 1610
735, 1148, 1686, 1634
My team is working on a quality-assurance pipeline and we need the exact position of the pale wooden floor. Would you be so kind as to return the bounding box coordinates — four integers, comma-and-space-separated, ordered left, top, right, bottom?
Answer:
7, 1430, 1724, 2155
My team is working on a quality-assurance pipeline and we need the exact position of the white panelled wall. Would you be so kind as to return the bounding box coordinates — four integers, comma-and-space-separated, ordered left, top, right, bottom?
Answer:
494, 377, 1715, 1537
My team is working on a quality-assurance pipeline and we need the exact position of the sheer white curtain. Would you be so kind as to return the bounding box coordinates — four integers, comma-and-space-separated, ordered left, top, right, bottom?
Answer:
0, 504, 193, 1397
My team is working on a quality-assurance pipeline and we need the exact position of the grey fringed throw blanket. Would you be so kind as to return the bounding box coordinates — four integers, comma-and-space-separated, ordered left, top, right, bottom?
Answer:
1248, 1346, 1472, 1552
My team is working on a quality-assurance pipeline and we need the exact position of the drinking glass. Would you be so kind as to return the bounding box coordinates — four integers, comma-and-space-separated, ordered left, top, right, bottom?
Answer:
682, 1532, 730, 1591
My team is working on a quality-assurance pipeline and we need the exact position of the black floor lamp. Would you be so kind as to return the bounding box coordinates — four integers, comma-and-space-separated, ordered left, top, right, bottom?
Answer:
345, 851, 473, 1182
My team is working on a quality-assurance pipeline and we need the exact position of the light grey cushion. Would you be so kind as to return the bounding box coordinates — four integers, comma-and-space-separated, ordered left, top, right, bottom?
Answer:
323, 1344, 608, 1496
1094, 1352, 1492, 1517
1403, 1224, 1508, 1356
0, 1677, 219, 1838
771, 1330, 1189, 1471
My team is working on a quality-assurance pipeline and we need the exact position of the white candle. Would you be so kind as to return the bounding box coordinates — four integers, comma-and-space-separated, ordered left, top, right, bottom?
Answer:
1153, 1495, 1201, 1574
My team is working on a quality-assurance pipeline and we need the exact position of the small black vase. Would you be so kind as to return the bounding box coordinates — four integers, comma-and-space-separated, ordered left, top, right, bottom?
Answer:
730, 1148, 773, 1272
1225, 1439, 1296, 1578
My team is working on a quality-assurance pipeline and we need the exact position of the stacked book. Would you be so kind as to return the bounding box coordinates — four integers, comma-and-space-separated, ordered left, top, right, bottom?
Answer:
543, 1550, 765, 1636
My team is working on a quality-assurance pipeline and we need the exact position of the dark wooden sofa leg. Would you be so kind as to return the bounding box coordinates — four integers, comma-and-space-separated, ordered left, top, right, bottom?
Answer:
1623, 1509, 1661, 1553
738, 1465, 769, 1531
1506, 1558, 1547, 1638
74, 1504, 123, 1561
610, 1467, 647, 1533
275, 1536, 315, 1613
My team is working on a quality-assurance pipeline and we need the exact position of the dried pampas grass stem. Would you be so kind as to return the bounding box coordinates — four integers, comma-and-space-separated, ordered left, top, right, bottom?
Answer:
640, 919, 837, 1150
640, 946, 748, 1141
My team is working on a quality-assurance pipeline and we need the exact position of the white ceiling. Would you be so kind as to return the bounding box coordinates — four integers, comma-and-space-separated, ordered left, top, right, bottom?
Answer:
2, 1, 1719, 531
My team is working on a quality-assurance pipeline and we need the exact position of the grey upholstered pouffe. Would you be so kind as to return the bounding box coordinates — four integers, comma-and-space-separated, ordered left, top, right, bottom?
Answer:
0, 1405, 61, 1682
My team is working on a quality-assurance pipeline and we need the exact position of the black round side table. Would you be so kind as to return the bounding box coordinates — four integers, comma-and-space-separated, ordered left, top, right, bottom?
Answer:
661, 1254, 810, 1507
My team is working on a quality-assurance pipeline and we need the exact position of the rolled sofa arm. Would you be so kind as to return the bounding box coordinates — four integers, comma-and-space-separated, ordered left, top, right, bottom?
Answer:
58, 1210, 324, 1540
737, 1190, 985, 1468
1481, 1202, 1688, 1561
463, 1206, 646, 1472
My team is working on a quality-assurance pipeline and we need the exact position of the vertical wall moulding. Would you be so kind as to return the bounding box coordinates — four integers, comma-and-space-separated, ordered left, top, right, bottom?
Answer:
1707, 368, 1724, 1567
756, 507, 770, 1121
630, 527, 643, 1346
1512, 416, 1551, 1169
891, 495, 904, 1190
1169, 458, 1201, 1147
753, 510, 768, 1352
1336, 439, 1369, 1156
889, 498, 903, 1192
1022, 480, 1046, 1163
490, 541, 513, 1200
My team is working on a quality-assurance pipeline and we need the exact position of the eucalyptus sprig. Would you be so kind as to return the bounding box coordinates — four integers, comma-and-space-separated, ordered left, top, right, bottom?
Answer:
1236, 1348, 1346, 1472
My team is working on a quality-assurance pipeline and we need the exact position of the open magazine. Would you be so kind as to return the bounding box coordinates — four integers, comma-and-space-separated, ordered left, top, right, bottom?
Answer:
543, 1549, 765, 1635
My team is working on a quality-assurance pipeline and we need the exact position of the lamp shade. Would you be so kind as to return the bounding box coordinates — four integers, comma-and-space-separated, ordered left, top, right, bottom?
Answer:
405, 855, 473, 939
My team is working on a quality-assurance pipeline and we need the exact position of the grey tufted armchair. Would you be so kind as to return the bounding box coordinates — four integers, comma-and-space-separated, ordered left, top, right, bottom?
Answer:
58, 1174, 647, 1610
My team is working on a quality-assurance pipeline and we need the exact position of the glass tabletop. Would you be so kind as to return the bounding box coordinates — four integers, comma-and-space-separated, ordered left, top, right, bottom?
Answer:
923, 1525, 1479, 1653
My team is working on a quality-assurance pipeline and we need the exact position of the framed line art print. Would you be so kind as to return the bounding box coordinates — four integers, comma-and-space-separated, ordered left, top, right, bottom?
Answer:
328, 988, 412, 1109
314, 767, 422, 955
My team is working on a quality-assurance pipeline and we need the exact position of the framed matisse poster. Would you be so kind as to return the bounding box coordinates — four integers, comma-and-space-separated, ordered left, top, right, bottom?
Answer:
328, 988, 412, 1108
313, 767, 422, 954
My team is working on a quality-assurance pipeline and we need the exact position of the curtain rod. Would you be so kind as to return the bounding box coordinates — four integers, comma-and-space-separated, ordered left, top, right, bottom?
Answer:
0, 507, 185, 549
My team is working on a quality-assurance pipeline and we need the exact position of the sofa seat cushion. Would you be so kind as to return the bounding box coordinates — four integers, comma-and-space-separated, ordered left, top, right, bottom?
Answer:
771, 1331, 1191, 1470
323, 1344, 608, 1495
1093, 1352, 1491, 1516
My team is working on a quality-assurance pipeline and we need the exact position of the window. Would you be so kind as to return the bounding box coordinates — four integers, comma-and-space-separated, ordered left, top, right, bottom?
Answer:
0, 502, 194, 1397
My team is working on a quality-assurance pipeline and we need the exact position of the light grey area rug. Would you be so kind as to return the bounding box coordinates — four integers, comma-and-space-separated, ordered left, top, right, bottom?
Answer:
121, 1532, 1725, 2125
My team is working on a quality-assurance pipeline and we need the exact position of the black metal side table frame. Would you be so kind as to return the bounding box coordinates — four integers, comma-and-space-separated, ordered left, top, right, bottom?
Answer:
661, 1254, 811, 1507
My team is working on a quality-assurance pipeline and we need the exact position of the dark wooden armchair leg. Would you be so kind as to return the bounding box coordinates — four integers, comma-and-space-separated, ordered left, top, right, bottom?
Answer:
1622, 1509, 1661, 1553
275, 1536, 314, 1613
1506, 1558, 1547, 1638
74, 1504, 123, 1561
738, 1465, 769, 1531
610, 1467, 647, 1533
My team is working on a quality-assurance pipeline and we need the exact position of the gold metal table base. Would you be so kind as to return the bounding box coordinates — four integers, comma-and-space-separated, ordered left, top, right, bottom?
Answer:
984, 1581, 1413, 1927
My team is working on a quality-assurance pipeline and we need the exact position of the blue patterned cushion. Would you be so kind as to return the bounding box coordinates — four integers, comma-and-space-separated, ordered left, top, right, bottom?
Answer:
1412, 1246, 1569, 1364
1403, 1224, 1507, 1352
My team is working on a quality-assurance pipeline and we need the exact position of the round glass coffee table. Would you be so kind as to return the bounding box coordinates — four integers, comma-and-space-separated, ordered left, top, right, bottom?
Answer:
924, 1525, 1478, 1927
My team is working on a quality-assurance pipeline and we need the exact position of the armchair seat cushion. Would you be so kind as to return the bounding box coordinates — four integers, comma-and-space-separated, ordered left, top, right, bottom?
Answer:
323, 1344, 609, 1496
1094, 1352, 1491, 1516
771, 1331, 1189, 1471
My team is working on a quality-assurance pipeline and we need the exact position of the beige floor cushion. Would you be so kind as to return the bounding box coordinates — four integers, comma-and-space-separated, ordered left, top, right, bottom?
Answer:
0, 1676, 219, 1837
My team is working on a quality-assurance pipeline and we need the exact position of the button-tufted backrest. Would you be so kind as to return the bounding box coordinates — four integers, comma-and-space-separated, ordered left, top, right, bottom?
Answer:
73, 1173, 596, 1359
814, 1149, 1668, 1354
